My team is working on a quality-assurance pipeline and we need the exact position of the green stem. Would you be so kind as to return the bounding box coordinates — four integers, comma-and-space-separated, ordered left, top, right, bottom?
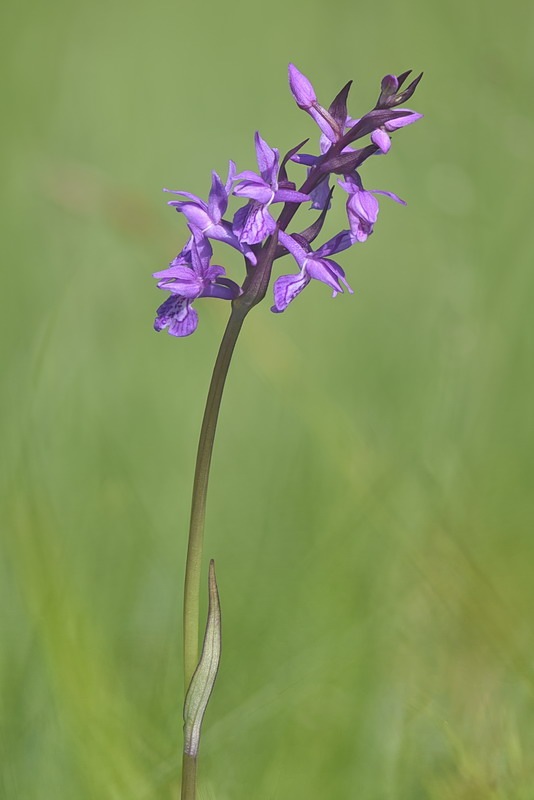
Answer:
183, 304, 247, 691
179, 195, 303, 798
181, 754, 197, 800
181, 303, 247, 800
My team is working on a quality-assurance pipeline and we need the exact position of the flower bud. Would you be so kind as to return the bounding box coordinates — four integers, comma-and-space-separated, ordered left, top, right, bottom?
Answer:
288, 63, 317, 109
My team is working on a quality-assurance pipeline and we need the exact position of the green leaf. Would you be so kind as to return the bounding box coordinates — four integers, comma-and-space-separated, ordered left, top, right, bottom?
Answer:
183, 559, 222, 757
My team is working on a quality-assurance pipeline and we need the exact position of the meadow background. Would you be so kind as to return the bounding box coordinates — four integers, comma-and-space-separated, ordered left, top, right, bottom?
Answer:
2, 1, 534, 798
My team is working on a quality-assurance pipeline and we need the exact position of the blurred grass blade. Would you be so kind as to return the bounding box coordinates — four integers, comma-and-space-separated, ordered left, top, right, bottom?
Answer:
183, 559, 222, 757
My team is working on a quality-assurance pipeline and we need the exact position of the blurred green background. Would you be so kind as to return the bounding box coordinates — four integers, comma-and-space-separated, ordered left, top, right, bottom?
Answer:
2, 0, 534, 798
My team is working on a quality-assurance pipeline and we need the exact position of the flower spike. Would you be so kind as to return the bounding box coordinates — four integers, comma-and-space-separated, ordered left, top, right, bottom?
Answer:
153, 63, 422, 336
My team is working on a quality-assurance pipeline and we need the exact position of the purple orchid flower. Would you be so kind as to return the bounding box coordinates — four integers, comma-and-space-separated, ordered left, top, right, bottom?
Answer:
338, 174, 406, 242
165, 162, 257, 265
232, 132, 310, 245
272, 229, 354, 312
153, 233, 241, 337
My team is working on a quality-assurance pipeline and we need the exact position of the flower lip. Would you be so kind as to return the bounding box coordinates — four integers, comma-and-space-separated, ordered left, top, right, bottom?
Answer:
154, 295, 199, 337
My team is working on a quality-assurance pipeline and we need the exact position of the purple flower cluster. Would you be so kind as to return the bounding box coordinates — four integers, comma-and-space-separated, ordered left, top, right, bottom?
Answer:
154, 65, 422, 336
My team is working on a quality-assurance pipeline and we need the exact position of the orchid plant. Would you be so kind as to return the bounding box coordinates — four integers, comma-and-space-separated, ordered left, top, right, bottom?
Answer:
153, 64, 422, 799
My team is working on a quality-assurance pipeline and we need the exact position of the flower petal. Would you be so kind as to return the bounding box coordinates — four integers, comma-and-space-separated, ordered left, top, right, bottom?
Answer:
234, 170, 265, 183
278, 230, 307, 267
164, 190, 207, 209
338, 173, 363, 194
346, 190, 380, 241
154, 296, 199, 337
233, 180, 273, 204
204, 264, 226, 282
153, 266, 203, 297
234, 202, 276, 245
171, 202, 212, 230
308, 107, 338, 142
315, 230, 355, 257
169, 236, 194, 267
384, 109, 423, 131
273, 189, 311, 203
201, 219, 257, 265
372, 189, 406, 205
224, 160, 237, 195
201, 279, 241, 300
371, 128, 391, 153
208, 171, 228, 223
254, 132, 278, 185
305, 257, 347, 294
190, 234, 213, 277
309, 178, 332, 211
272, 271, 310, 312
290, 152, 319, 167
349, 190, 380, 224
